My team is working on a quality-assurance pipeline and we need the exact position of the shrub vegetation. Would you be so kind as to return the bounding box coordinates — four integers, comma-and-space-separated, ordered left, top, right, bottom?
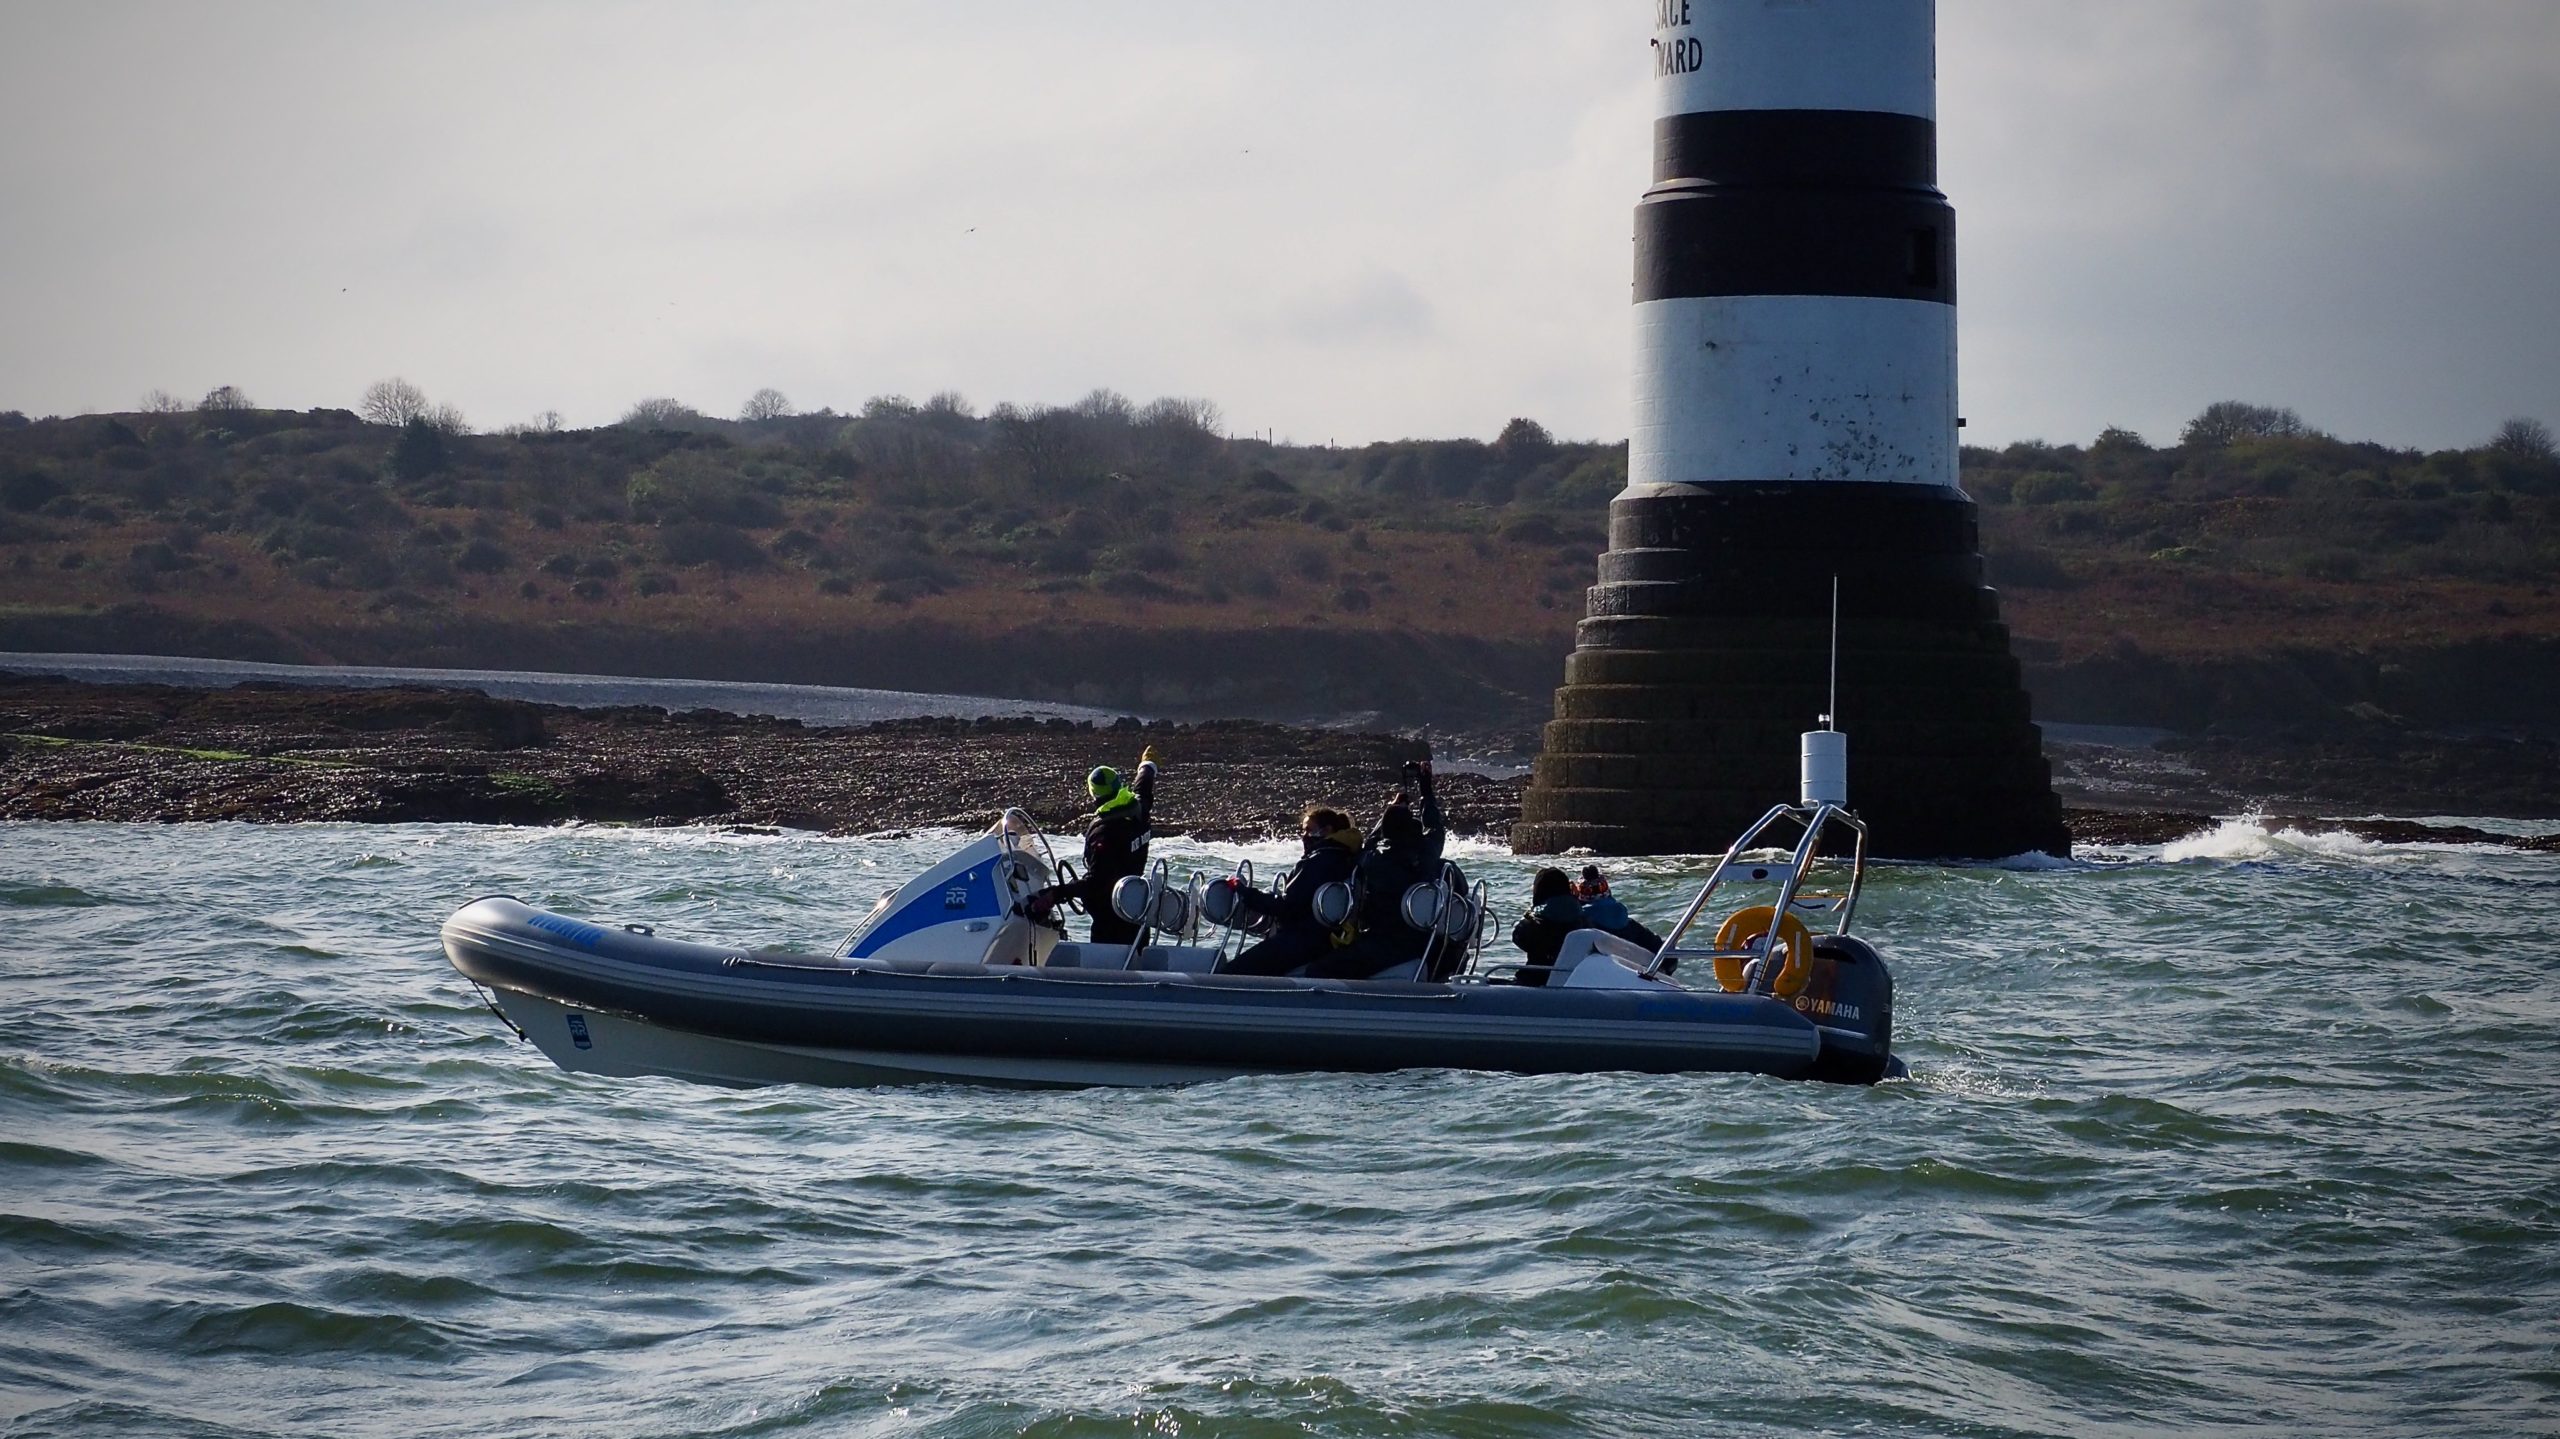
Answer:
0, 392, 2549, 656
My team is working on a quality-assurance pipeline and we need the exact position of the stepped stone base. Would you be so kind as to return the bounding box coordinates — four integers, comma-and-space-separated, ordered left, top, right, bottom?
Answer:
1513, 483, 2070, 860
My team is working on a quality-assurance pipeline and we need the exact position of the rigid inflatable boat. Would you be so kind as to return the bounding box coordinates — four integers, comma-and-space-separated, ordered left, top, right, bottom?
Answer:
443, 740, 1901, 1089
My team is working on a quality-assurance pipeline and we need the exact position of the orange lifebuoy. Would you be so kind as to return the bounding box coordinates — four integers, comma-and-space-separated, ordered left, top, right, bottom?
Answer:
1711, 905, 1815, 998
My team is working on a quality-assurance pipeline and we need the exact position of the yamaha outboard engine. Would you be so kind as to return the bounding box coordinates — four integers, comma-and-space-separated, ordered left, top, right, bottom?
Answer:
1798, 934, 1895, 1085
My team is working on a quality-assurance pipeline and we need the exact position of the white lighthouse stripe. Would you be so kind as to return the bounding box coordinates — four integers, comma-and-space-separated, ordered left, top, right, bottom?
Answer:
1652, 0, 1936, 122
1628, 294, 1957, 489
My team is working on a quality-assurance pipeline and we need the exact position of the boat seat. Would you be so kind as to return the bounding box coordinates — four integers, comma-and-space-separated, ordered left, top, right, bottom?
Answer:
1043, 942, 1222, 974
1122, 947, 1222, 974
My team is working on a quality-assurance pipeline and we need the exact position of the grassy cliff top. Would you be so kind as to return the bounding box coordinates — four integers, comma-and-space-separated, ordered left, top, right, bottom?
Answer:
0, 396, 2553, 664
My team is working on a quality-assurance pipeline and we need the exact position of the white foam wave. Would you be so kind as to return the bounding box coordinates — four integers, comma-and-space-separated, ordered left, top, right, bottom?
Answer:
2160, 815, 2390, 864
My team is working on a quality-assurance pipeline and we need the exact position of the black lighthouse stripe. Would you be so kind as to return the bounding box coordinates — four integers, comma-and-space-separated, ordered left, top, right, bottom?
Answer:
1636, 108, 1954, 305
1653, 109, 1938, 189
1635, 189, 1954, 303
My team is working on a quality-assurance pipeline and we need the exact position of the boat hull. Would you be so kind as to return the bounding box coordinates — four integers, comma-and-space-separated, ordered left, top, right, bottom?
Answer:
443, 897, 1891, 1089
482, 990, 1262, 1088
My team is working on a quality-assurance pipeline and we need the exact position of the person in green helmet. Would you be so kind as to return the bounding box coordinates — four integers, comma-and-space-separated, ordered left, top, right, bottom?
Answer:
1023, 745, 1158, 945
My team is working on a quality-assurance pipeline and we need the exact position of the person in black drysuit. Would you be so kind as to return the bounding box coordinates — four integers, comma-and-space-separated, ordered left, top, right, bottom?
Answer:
1509, 866, 1586, 987
1023, 747, 1156, 945
1305, 760, 1451, 981
1220, 806, 1363, 976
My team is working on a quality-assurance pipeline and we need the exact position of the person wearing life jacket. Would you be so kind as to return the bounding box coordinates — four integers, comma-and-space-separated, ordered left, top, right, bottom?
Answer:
1305, 759, 1449, 981
1024, 746, 1157, 945
1220, 805, 1363, 976
1573, 864, 1663, 953
1509, 866, 1586, 987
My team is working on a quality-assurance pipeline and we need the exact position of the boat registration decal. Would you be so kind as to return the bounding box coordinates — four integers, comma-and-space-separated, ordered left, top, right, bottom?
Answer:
565, 1013, 593, 1050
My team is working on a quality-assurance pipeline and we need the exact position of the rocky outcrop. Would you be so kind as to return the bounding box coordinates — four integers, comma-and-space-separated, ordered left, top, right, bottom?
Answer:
4, 673, 2553, 848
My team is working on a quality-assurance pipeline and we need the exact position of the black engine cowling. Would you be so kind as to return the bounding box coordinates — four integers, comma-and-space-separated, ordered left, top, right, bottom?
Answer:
1797, 934, 1896, 1085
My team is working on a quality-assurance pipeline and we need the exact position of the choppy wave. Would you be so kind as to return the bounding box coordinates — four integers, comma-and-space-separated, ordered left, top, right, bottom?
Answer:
2160, 814, 2399, 863
1, 821, 2555, 1437
1971, 848, 2087, 872
0, 880, 112, 907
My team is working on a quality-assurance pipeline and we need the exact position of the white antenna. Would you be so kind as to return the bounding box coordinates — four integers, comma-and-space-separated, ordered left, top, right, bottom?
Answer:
1824, 574, 1840, 732
1800, 577, 1850, 808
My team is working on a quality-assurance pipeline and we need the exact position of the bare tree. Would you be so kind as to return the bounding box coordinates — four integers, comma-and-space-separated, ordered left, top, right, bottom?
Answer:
1071, 388, 1137, 426
1133, 395, 1228, 476
360, 377, 430, 427
621, 396, 702, 429
840, 403, 970, 482
1138, 395, 1221, 435
426, 402, 471, 436
1494, 416, 1556, 459
497, 411, 564, 437
917, 390, 979, 438
140, 389, 187, 414
2179, 400, 2316, 448
996, 403, 1105, 487
739, 387, 793, 422
2491, 417, 2556, 463
198, 385, 253, 412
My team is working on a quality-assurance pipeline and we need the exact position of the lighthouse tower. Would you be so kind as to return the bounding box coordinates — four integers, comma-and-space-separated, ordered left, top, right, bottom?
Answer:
1513, 0, 2069, 859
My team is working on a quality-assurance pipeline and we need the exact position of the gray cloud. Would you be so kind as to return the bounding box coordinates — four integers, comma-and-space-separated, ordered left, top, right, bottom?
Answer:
0, 1, 2551, 450
1943, 0, 2560, 448
1268, 270, 1439, 346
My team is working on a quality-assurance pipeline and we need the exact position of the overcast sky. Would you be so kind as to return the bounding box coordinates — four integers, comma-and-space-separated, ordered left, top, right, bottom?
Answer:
3, 1, 2554, 451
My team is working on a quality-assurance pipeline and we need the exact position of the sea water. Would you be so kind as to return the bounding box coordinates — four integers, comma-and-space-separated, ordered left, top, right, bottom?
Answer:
0, 653, 1121, 728
2, 819, 2554, 1437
